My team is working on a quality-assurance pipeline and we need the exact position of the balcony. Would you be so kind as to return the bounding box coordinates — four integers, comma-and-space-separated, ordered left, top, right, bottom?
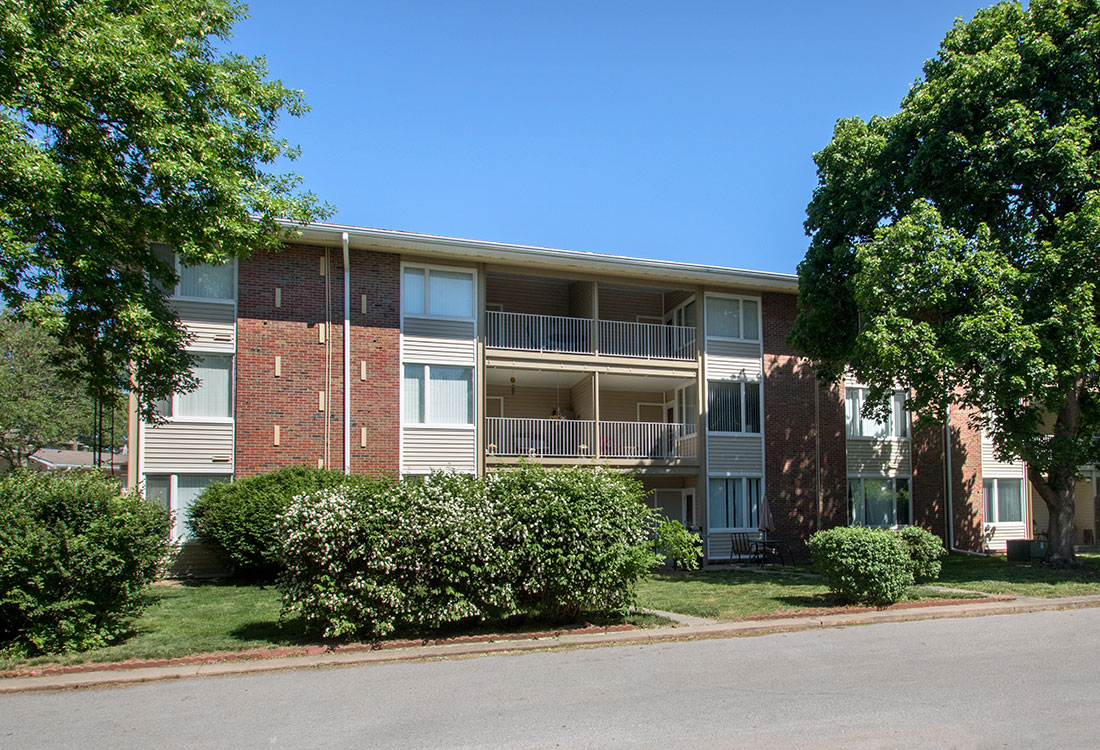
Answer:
486, 311, 695, 361
485, 417, 697, 460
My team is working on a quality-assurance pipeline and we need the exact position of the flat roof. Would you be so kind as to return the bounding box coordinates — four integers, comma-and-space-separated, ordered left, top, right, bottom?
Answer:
278, 220, 799, 294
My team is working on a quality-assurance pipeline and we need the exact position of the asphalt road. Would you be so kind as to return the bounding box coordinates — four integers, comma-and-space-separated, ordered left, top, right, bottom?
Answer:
4, 608, 1100, 749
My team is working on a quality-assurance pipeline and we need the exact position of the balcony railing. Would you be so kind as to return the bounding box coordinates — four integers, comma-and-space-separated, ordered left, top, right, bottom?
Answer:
486, 310, 695, 361
486, 417, 696, 460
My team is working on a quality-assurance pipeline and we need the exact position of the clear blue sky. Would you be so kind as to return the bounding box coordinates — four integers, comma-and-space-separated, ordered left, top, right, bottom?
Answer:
230, 1, 997, 275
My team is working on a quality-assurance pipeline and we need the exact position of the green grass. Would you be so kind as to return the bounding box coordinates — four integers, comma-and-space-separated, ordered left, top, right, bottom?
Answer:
635, 570, 976, 622
0, 582, 666, 673
936, 553, 1100, 598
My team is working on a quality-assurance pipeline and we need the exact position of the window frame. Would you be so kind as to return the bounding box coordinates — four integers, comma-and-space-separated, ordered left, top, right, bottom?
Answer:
402, 363, 476, 429
847, 476, 912, 529
401, 262, 477, 322
707, 379, 761, 435
983, 477, 1025, 525
143, 472, 230, 541
704, 293, 761, 342
155, 352, 235, 423
151, 243, 237, 305
844, 387, 909, 440
707, 476, 762, 532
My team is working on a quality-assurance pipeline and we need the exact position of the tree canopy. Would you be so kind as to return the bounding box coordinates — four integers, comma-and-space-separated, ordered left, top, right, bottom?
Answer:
791, 0, 1100, 564
0, 0, 328, 416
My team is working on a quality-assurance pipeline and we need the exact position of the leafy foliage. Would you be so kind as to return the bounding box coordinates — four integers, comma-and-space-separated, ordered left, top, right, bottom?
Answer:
187, 466, 352, 579
791, 0, 1100, 564
0, 0, 328, 413
653, 517, 703, 571
0, 470, 170, 656
896, 526, 946, 583
807, 527, 913, 606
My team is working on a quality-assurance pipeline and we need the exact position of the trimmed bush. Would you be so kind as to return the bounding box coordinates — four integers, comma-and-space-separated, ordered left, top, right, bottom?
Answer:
277, 473, 513, 639
0, 470, 170, 655
896, 526, 946, 583
188, 466, 355, 579
653, 517, 703, 571
490, 464, 659, 620
807, 526, 913, 606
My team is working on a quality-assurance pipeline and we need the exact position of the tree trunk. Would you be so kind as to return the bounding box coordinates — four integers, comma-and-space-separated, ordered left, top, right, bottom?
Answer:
1029, 465, 1078, 568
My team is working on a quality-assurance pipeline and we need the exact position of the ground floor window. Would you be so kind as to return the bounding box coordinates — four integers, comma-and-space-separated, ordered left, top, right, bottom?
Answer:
983, 478, 1023, 524
848, 477, 910, 528
708, 476, 761, 530
143, 473, 229, 540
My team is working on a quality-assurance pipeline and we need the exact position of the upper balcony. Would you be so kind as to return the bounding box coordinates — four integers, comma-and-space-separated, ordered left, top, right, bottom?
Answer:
485, 273, 697, 363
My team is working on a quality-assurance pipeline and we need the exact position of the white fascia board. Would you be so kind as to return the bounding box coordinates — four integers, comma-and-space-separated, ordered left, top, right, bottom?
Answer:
276, 220, 799, 294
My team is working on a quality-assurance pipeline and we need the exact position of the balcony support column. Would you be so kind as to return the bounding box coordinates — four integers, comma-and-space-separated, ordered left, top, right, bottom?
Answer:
591, 282, 600, 355
593, 371, 600, 459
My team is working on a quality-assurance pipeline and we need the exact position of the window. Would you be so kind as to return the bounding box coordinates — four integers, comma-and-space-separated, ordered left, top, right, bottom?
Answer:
984, 478, 1023, 524
848, 477, 910, 528
153, 354, 233, 419
708, 477, 761, 530
144, 473, 228, 540
845, 388, 907, 438
705, 296, 759, 340
403, 364, 474, 425
708, 381, 760, 433
151, 243, 234, 300
403, 265, 475, 319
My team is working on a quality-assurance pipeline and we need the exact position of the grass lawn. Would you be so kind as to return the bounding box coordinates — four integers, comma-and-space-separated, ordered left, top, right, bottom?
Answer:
635, 569, 978, 622
0, 582, 667, 673
936, 553, 1100, 598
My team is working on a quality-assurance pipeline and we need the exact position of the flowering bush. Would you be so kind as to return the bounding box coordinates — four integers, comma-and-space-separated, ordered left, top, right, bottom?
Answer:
276, 473, 513, 639
0, 470, 170, 655
490, 464, 659, 621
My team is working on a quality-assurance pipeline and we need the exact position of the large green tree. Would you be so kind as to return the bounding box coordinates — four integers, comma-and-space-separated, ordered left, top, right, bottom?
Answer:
0, 0, 327, 416
791, 0, 1100, 566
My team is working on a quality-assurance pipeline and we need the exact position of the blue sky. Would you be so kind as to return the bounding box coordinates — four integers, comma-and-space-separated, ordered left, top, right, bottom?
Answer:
230, 1, 996, 275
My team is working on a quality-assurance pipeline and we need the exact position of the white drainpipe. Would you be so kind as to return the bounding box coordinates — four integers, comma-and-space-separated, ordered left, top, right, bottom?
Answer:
342, 231, 351, 475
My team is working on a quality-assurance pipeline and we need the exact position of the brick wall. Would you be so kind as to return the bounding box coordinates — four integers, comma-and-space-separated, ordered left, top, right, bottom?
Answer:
761, 292, 846, 554
235, 244, 399, 477
951, 404, 985, 551
911, 423, 948, 542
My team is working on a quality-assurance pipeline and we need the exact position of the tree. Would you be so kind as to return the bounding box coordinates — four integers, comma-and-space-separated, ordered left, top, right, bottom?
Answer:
0, 313, 119, 469
791, 0, 1100, 566
0, 1, 328, 417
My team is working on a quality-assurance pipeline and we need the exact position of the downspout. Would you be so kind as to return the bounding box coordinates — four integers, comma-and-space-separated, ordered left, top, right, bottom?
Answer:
342, 232, 351, 475
945, 404, 986, 556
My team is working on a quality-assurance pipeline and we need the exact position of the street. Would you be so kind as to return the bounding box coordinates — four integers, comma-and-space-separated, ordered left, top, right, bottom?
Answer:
4, 607, 1100, 749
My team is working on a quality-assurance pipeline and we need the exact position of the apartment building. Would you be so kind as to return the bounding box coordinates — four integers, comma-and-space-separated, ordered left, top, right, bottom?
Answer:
127, 222, 1033, 573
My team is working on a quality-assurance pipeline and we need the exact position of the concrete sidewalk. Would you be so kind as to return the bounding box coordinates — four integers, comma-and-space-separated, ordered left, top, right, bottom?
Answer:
5, 593, 1100, 694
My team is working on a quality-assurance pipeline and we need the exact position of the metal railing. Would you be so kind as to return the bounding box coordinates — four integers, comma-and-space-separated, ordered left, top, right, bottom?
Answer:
486, 417, 596, 458
485, 418, 696, 460
485, 310, 695, 360
599, 421, 697, 459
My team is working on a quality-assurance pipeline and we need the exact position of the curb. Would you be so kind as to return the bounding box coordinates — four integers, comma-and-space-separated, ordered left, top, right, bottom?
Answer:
5, 594, 1100, 694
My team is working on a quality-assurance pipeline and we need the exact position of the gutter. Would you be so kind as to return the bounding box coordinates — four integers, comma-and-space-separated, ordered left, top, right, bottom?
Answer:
342, 231, 351, 475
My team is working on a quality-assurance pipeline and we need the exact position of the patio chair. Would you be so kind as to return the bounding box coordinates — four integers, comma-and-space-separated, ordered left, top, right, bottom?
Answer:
729, 532, 763, 565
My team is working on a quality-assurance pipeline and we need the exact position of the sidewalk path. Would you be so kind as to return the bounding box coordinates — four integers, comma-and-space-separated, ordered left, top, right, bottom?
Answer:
5, 593, 1100, 694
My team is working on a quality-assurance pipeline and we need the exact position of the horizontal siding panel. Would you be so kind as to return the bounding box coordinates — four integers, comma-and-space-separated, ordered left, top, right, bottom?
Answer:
171, 299, 236, 352
846, 438, 911, 476
598, 286, 663, 322
402, 427, 476, 474
172, 298, 236, 324
706, 340, 761, 380
706, 532, 762, 560
707, 434, 763, 474
402, 317, 476, 364
982, 439, 1026, 478
487, 277, 569, 317
984, 523, 1028, 552
144, 421, 234, 472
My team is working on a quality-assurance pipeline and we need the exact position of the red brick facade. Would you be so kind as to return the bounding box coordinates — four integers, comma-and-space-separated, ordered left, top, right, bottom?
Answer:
235, 244, 399, 477
762, 292, 847, 553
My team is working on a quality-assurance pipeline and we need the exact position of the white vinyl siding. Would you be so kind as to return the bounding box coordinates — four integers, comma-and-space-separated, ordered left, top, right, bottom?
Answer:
845, 439, 912, 476
706, 341, 763, 380
401, 428, 476, 474
143, 421, 234, 472
401, 317, 477, 364
706, 435, 764, 474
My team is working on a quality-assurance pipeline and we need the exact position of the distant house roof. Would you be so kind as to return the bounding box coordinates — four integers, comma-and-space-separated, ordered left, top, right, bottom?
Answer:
29, 448, 127, 472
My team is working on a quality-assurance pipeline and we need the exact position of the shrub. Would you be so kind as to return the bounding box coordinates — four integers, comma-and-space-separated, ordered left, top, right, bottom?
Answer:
0, 470, 170, 655
807, 526, 913, 606
896, 526, 946, 583
188, 466, 354, 579
277, 473, 513, 639
489, 464, 659, 620
653, 517, 703, 571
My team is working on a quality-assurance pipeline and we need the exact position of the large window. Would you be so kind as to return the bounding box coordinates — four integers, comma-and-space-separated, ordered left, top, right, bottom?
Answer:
403, 364, 474, 425
848, 477, 910, 528
708, 477, 761, 530
151, 243, 234, 300
155, 354, 234, 419
705, 296, 759, 340
403, 266, 475, 319
845, 388, 907, 438
708, 381, 761, 433
984, 478, 1023, 524
144, 473, 228, 540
